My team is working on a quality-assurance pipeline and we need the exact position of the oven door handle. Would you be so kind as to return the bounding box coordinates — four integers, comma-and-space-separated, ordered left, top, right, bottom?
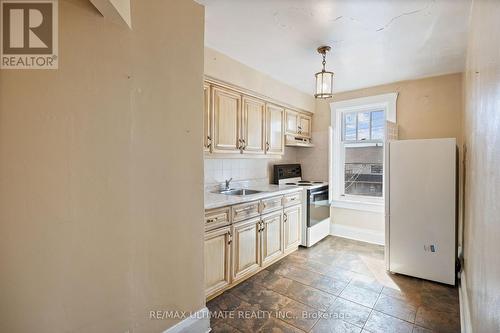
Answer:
310, 190, 328, 199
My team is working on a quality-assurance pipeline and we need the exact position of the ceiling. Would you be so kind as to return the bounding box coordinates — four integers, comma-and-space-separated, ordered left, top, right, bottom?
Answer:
197, 0, 471, 94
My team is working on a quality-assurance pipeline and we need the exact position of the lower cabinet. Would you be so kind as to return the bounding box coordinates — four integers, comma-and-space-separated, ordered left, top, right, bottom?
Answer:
284, 204, 302, 253
204, 226, 231, 298
232, 217, 261, 282
261, 210, 284, 266
204, 193, 303, 300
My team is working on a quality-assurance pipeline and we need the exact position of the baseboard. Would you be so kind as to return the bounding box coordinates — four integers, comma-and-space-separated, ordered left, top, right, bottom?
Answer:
163, 307, 211, 333
459, 272, 473, 333
330, 223, 385, 245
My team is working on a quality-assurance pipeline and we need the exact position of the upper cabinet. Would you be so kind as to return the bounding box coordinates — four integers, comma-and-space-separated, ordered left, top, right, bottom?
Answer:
205, 78, 311, 156
203, 83, 212, 152
242, 97, 266, 154
266, 104, 284, 155
285, 110, 299, 135
212, 86, 241, 153
298, 113, 312, 138
285, 109, 312, 139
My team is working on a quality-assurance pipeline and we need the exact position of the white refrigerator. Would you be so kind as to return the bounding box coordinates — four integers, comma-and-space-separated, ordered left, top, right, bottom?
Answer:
386, 138, 457, 285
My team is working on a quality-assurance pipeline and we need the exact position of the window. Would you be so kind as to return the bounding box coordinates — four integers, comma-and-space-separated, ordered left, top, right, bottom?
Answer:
342, 110, 384, 198
330, 93, 397, 212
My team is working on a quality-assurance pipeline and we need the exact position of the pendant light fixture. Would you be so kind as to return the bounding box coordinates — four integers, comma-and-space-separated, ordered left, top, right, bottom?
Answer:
314, 45, 334, 99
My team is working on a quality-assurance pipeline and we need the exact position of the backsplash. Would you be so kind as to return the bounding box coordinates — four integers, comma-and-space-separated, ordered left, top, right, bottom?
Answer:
204, 148, 298, 185
204, 159, 269, 184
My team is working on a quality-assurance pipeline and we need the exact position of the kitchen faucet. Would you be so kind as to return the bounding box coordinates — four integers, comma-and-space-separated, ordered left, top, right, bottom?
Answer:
225, 178, 233, 190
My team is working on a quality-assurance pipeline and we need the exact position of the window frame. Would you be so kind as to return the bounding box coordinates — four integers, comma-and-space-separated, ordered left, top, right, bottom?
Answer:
329, 93, 397, 212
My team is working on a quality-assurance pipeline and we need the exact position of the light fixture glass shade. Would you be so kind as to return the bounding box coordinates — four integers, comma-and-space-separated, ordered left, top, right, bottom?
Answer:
314, 70, 334, 98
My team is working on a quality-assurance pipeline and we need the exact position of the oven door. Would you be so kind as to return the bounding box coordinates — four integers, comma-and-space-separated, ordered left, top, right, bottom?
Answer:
307, 187, 330, 227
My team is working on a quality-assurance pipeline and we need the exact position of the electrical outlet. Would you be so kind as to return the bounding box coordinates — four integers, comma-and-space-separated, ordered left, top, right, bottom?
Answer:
424, 244, 437, 252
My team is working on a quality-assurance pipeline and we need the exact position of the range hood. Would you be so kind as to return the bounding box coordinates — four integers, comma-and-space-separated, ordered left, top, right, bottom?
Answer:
285, 135, 314, 148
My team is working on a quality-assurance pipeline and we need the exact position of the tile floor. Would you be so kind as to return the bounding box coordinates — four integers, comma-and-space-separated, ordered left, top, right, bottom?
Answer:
207, 236, 460, 333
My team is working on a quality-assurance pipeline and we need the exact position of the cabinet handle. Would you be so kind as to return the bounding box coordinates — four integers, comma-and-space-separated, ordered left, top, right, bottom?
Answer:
227, 232, 232, 245
283, 213, 288, 222
206, 135, 212, 149
266, 142, 270, 151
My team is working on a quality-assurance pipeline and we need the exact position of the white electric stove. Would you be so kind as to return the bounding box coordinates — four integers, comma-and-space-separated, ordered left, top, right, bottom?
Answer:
273, 164, 330, 247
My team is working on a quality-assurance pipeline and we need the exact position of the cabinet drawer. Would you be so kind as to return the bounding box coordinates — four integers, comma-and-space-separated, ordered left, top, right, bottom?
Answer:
232, 201, 260, 222
283, 192, 301, 207
205, 207, 230, 231
260, 195, 283, 214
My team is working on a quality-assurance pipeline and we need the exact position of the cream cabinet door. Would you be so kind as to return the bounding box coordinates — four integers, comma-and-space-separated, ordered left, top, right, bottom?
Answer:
266, 104, 284, 155
298, 113, 312, 138
203, 83, 212, 152
261, 211, 284, 266
212, 87, 241, 153
204, 226, 231, 298
242, 96, 265, 154
232, 217, 261, 282
285, 109, 299, 134
284, 204, 302, 253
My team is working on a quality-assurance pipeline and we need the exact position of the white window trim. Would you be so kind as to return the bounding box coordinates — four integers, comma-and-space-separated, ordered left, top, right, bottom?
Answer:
329, 93, 398, 213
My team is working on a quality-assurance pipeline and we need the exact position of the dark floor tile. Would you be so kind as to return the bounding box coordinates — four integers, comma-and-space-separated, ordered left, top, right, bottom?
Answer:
328, 297, 371, 327
412, 325, 433, 333
258, 318, 305, 333
230, 281, 291, 311
374, 294, 417, 323
349, 273, 384, 293
277, 299, 321, 331
209, 237, 460, 333
310, 274, 348, 296
210, 321, 243, 333
311, 318, 362, 333
339, 284, 380, 308
419, 282, 459, 314
364, 310, 413, 333
252, 270, 336, 311
208, 292, 247, 312
279, 280, 336, 311
414, 306, 461, 333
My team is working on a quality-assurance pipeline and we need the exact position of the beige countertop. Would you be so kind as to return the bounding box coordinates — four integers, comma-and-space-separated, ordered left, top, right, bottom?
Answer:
204, 184, 302, 210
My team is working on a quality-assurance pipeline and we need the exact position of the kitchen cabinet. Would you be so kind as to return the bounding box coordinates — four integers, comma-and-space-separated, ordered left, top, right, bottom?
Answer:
203, 83, 212, 152
285, 109, 299, 135
212, 86, 241, 153
298, 113, 312, 138
204, 191, 303, 299
204, 226, 231, 297
232, 216, 261, 282
204, 78, 311, 156
286, 109, 312, 138
261, 211, 284, 265
242, 96, 266, 154
265, 104, 285, 155
284, 204, 302, 253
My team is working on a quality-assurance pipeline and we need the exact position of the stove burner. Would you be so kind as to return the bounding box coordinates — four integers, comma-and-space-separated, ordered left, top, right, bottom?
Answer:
297, 184, 311, 186
298, 180, 310, 183
312, 181, 323, 184
285, 182, 296, 185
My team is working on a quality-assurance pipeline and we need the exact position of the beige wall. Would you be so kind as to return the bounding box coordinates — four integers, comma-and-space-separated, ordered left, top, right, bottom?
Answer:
299, 73, 464, 241
205, 47, 315, 112
0, 0, 205, 332
462, 0, 500, 331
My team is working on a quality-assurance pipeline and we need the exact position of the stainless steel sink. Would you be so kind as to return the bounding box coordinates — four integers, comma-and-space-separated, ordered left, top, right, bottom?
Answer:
212, 188, 263, 196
